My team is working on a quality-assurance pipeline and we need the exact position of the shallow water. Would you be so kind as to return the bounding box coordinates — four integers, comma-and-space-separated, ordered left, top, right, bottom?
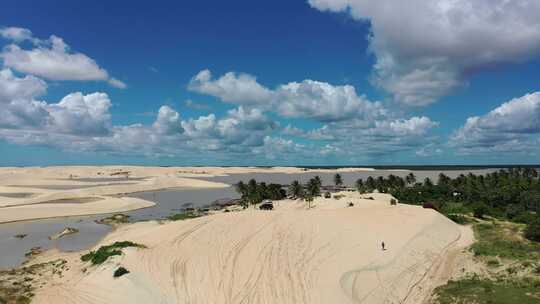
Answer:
0, 192, 34, 198
0, 216, 111, 269
0, 187, 238, 269
6, 183, 134, 190
201, 169, 498, 187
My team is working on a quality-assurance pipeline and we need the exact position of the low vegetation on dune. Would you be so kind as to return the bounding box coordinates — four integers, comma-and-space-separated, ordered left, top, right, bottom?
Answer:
168, 212, 200, 221
471, 221, 540, 261
81, 241, 146, 265
432, 218, 540, 303
0, 259, 67, 304
433, 275, 540, 304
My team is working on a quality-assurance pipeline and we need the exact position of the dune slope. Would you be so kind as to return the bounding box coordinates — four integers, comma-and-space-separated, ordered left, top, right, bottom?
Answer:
33, 193, 462, 304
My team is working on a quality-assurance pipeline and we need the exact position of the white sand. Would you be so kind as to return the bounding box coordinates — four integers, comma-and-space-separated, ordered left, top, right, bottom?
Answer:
0, 166, 231, 223
32, 192, 469, 304
0, 166, 380, 224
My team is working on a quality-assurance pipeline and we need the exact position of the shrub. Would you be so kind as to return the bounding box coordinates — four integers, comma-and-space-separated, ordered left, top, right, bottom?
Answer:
81, 241, 146, 265
524, 216, 540, 242
447, 214, 469, 225
473, 202, 489, 219
168, 212, 199, 221
113, 267, 130, 278
422, 202, 438, 211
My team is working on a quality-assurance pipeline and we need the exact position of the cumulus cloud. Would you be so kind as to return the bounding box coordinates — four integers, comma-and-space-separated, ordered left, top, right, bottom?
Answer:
274, 80, 385, 122
46, 92, 112, 136
252, 136, 305, 159
188, 69, 273, 105
189, 69, 386, 122
153, 105, 184, 135
0, 68, 46, 103
0, 27, 125, 88
308, 0, 540, 106
451, 92, 540, 153
0, 27, 37, 43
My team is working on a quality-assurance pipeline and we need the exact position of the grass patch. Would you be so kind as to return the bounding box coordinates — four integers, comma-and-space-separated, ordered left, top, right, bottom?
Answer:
470, 222, 540, 261
81, 241, 146, 265
167, 212, 200, 221
446, 214, 474, 225
433, 276, 540, 304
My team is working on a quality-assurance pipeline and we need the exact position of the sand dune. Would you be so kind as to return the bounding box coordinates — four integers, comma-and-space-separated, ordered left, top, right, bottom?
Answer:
33, 192, 468, 304
0, 167, 231, 223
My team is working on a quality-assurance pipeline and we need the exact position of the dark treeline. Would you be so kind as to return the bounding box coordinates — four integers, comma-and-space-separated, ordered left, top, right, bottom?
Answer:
235, 175, 327, 208
356, 168, 540, 227
235, 179, 287, 207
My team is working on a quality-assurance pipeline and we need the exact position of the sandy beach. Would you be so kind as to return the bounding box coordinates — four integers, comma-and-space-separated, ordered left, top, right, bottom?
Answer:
26, 191, 471, 304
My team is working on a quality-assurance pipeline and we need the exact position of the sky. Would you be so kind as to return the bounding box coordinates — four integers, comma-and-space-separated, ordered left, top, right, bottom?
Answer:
1, 0, 540, 166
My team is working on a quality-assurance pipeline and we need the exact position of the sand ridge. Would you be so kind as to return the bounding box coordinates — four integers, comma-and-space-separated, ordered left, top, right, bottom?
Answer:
31, 192, 465, 304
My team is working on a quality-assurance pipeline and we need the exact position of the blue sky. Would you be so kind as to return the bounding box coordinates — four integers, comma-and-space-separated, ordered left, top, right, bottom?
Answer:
1, 0, 540, 166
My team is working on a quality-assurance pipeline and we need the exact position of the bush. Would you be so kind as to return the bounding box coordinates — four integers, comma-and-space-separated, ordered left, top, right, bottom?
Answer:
524, 216, 540, 242
473, 202, 489, 219
168, 212, 199, 221
81, 241, 146, 265
113, 267, 130, 278
447, 214, 470, 225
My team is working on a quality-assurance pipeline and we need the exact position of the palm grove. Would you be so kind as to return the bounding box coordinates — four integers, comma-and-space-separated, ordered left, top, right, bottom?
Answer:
235, 169, 540, 242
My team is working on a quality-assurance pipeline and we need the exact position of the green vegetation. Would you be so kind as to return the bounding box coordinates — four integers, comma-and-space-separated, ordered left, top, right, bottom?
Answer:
433, 275, 540, 304
525, 216, 540, 242
168, 212, 199, 221
288, 180, 304, 199
81, 241, 146, 265
235, 177, 322, 208
471, 222, 540, 261
235, 179, 286, 207
355, 169, 540, 244
333, 173, 343, 187
113, 267, 130, 278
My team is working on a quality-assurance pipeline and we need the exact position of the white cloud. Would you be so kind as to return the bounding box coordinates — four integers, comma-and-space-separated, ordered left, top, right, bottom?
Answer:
46, 92, 112, 136
108, 78, 127, 89
189, 69, 386, 122
1, 28, 125, 88
274, 80, 385, 122
252, 136, 305, 159
0, 68, 46, 103
0, 27, 36, 43
188, 69, 272, 105
308, 0, 540, 106
451, 92, 540, 153
184, 99, 210, 110
153, 105, 184, 135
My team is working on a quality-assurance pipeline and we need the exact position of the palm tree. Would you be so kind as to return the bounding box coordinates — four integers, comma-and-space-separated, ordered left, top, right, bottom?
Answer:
334, 173, 343, 188
355, 178, 364, 193
235, 181, 248, 198
423, 177, 433, 187
406, 173, 416, 185
366, 176, 376, 191
288, 180, 304, 199
306, 178, 321, 197
313, 175, 322, 188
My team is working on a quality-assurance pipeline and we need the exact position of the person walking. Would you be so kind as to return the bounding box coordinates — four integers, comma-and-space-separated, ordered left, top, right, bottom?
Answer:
381, 241, 386, 251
